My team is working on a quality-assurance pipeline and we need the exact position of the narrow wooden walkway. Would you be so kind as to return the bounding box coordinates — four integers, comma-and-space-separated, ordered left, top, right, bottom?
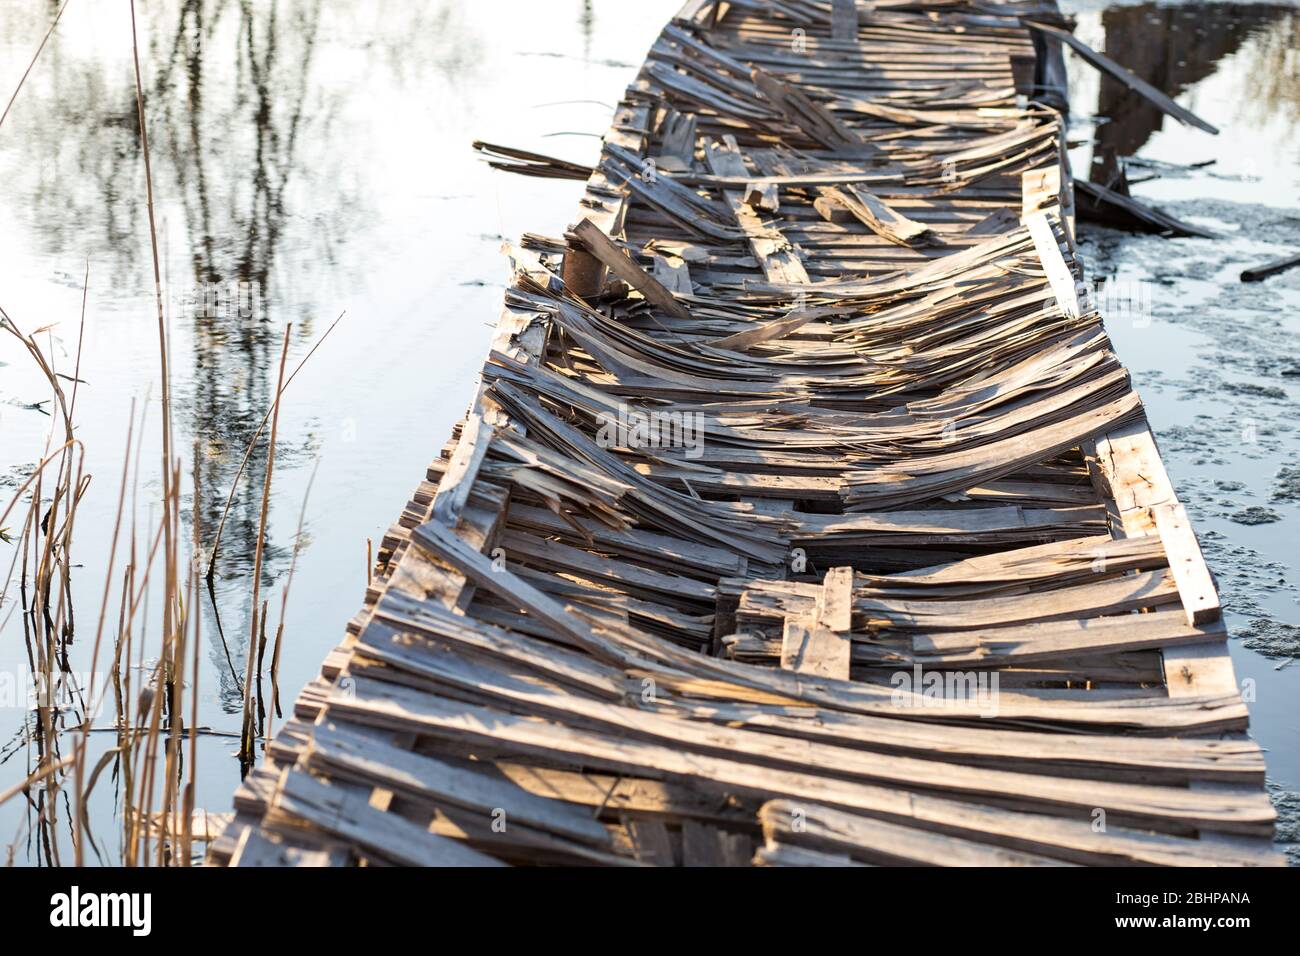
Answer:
211, 0, 1281, 867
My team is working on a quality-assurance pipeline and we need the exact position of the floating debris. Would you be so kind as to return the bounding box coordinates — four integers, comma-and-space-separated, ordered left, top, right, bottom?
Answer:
1229, 506, 1282, 525
1242, 251, 1300, 283
1026, 18, 1219, 134
1076, 179, 1218, 238
1272, 465, 1300, 503
1239, 619, 1300, 660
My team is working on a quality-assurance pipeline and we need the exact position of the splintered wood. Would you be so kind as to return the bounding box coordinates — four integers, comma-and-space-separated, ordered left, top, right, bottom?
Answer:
211, 0, 1280, 868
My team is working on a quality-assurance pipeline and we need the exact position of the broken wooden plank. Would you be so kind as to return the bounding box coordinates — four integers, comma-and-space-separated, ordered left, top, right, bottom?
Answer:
704, 137, 811, 283
744, 180, 780, 213
1021, 164, 1061, 216
821, 184, 936, 247
431, 414, 494, 526
272, 770, 506, 867
813, 192, 856, 223
1152, 502, 1221, 626
759, 800, 1072, 867
750, 66, 872, 153
572, 218, 692, 320
1240, 250, 1300, 283
818, 566, 854, 633
472, 140, 593, 181
653, 108, 698, 173
781, 567, 853, 680
231, 828, 350, 868
307, 720, 616, 848
831, 0, 858, 43
709, 306, 826, 351
652, 253, 694, 294
1026, 20, 1218, 135
1075, 179, 1217, 239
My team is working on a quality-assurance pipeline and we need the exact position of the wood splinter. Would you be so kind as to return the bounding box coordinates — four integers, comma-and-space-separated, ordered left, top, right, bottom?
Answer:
819, 185, 936, 248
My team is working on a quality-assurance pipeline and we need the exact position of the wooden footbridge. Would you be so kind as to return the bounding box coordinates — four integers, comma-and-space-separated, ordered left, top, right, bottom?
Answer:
211, 0, 1282, 867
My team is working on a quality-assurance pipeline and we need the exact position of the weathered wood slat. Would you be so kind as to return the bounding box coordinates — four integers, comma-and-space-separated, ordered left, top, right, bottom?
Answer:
572, 218, 693, 320
820, 184, 936, 247
1152, 502, 1220, 626
329, 678, 1279, 859
272, 770, 505, 867
759, 800, 1073, 867
1025, 20, 1219, 135
306, 721, 615, 849
704, 137, 812, 284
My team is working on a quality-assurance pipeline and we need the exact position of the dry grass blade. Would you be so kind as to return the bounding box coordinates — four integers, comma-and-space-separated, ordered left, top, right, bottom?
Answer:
0, 756, 76, 809
267, 455, 321, 743
239, 325, 292, 770
0, 0, 71, 133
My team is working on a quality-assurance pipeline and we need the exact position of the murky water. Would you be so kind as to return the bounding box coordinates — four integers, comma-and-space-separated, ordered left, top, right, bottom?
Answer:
0, 0, 1295, 864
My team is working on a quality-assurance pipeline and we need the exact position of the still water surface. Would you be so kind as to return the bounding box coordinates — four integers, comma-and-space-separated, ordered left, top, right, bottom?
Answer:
0, 0, 680, 863
0, 0, 1295, 863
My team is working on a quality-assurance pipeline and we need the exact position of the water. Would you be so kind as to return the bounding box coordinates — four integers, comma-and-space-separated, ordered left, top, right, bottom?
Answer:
1064, 0, 1300, 859
0, 0, 1296, 864
0, 0, 679, 864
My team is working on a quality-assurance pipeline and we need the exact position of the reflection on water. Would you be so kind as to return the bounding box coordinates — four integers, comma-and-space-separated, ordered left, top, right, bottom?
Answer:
1089, 3, 1294, 157
580, 0, 595, 61
163, 0, 334, 711
0, 0, 503, 713
0, 0, 679, 863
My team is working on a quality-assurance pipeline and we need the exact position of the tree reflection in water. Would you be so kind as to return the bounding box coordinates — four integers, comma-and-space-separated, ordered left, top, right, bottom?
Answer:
1089, 3, 1296, 158
0, 0, 480, 715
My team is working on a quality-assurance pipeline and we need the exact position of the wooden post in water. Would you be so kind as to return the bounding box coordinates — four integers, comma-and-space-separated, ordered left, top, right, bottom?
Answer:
561, 235, 604, 299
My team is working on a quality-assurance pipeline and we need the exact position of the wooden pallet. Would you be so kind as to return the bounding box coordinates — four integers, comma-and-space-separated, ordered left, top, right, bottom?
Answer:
210, 0, 1281, 868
